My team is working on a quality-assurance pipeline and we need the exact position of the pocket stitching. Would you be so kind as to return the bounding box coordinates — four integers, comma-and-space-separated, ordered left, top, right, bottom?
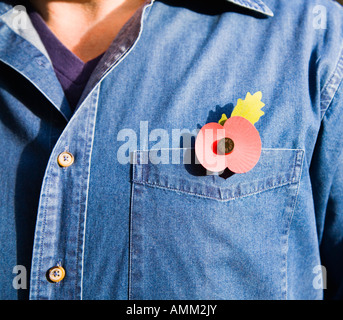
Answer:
132, 148, 305, 202
132, 179, 301, 202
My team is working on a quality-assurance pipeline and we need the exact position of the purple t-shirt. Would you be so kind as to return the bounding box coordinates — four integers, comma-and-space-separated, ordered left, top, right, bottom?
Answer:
28, 8, 103, 110
27, 2, 149, 111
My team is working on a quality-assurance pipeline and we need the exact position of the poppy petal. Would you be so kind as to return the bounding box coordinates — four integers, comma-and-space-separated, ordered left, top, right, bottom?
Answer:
195, 122, 227, 172
223, 116, 262, 173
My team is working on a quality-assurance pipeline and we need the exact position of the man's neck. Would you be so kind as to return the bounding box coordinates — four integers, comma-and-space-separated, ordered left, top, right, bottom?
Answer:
29, 0, 147, 62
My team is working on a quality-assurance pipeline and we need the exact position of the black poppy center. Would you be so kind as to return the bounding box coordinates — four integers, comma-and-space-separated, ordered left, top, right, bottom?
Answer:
216, 138, 234, 155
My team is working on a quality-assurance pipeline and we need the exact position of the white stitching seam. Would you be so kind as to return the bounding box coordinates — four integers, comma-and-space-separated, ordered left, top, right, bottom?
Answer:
80, 84, 100, 300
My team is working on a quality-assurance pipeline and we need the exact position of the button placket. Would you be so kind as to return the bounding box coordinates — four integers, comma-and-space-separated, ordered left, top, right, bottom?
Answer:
29, 86, 100, 300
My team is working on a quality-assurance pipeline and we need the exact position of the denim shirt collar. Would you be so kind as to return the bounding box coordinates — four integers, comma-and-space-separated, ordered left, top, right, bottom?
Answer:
226, 0, 274, 16
0, 0, 274, 18
0, 0, 273, 120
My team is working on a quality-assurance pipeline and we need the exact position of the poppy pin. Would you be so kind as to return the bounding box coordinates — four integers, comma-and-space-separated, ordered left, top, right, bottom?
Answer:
195, 91, 265, 174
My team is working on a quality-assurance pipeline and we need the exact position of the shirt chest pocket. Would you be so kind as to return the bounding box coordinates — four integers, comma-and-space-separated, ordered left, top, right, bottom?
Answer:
129, 148, 304, 300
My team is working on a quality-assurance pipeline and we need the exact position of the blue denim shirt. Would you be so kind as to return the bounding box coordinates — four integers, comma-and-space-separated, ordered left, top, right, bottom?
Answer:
1, 0, 343, 300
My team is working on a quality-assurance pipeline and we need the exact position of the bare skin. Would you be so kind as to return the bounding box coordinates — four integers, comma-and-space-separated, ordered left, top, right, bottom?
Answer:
30, 0, 147, 62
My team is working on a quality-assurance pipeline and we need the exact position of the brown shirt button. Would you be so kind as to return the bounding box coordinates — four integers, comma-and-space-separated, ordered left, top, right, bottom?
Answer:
57, 152, 74, 167
47, 266, 66, 283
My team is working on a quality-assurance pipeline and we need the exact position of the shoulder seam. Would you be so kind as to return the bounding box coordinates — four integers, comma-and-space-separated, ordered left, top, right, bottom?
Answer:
320, 44, 343, 120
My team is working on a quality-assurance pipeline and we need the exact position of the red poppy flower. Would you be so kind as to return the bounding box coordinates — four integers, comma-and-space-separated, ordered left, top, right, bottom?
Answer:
195, 116, 261, 174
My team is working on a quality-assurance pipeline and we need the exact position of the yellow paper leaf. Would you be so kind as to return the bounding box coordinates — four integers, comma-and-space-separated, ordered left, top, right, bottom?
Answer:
218, 113, 228, 126
231, 91, 265, 125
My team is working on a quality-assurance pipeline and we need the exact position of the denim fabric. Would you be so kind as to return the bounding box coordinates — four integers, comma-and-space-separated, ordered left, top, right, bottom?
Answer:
1, 0, 343, 300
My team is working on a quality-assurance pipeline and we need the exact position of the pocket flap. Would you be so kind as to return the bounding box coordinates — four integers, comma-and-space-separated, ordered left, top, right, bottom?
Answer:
132, 148, 304, 201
